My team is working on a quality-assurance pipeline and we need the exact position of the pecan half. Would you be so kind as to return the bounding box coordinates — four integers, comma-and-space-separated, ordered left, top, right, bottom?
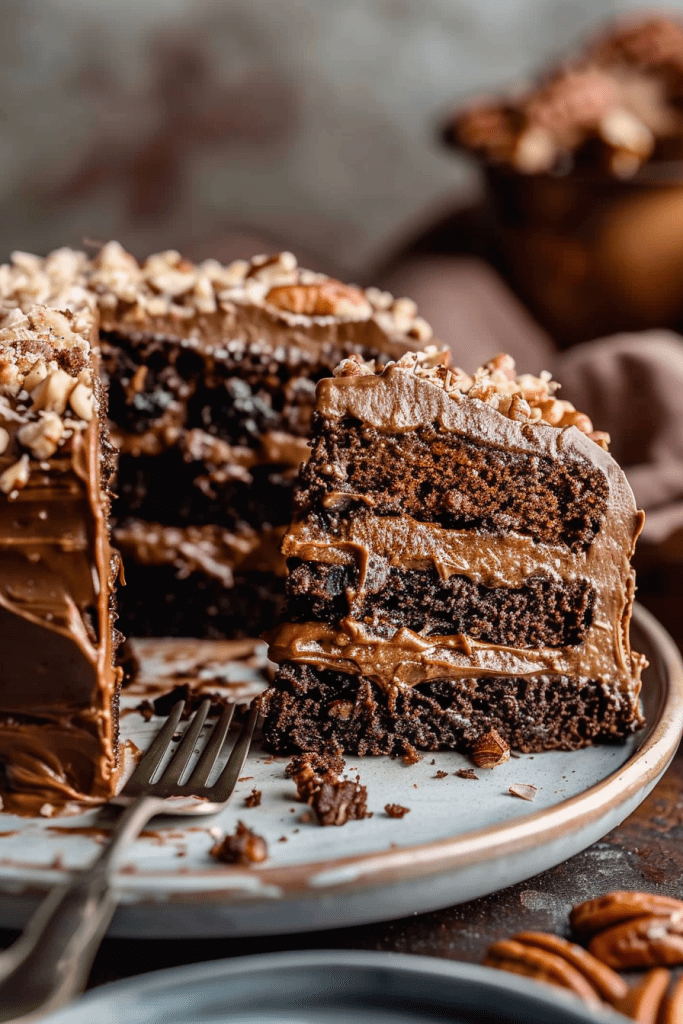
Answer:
485, 938, 602, 1006
661, 972, 683, 1024
266, 281, 371, 318
588, 913, 683, 969
513, 932, 627, 1003
571, 892, 683, 936
615, 968, 671, 1024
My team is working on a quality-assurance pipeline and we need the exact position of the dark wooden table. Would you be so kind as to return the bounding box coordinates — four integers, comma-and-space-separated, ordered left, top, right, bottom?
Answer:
0, 732, 676, 989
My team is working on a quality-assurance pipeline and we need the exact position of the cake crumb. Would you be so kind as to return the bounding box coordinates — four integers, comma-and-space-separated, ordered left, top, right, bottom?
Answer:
401, 745, 421, 766
136, 699, 154, 722
287, 752, 369, 826
285, 748, 345, 779
278, 835, 288, 843
385, 803, 410, 818
210, 821, 268, 865
456, 768, 479, 780
434, 770, 448, 779
244, 787, 262, 808
238, 776, 254, 783
509, 783, 537, 802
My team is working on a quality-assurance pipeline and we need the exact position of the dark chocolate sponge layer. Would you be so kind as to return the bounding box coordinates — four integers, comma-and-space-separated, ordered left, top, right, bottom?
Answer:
114, 450, 294, 531
299, 419, 609, 550
115, 563, 285, 639
286, 559, 595, 648
102, 329, 385, 445
260, 663, 643, 757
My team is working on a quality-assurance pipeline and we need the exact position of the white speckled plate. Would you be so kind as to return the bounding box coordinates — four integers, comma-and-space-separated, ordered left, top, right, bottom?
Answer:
0, 603, 681, 939
36, 950, 627, 1024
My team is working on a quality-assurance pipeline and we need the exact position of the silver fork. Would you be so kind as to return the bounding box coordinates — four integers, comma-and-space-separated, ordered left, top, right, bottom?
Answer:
0, 698, 259, 1023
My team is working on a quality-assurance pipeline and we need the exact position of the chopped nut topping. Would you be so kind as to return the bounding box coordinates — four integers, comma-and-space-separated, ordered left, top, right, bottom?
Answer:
0, 245, 435, 341
30, 369, 76, 416
341, 349, 607, 447
69, 382, 94, 422
471, 728, 511, 769
0, 454, 30, 495
17, 412, 64, 460
509, 783, 538, 801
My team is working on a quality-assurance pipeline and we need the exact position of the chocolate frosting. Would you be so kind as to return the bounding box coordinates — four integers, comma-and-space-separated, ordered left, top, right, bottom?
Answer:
0, 308, 120, 813
268, 359, 646, 704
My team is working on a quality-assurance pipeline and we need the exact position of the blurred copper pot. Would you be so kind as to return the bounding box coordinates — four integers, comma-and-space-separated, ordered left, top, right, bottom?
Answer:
485, 163, 683, 346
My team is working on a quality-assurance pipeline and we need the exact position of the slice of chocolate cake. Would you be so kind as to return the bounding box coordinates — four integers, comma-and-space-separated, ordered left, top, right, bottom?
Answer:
0, 306, 121, 814
261, 351, 646, 759
0, 245, 434, 640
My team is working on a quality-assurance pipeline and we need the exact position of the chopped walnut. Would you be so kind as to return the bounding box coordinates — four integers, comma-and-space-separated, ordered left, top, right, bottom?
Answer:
509, 783, 538, 801
471, 729, 511, 769
210, 821, 268, 865
244, 788, 262, 808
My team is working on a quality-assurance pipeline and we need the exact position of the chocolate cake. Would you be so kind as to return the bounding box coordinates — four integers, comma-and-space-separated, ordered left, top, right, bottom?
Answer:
0, 244, 433, 640
0, 306, 120, 814
261, 351, 646, 759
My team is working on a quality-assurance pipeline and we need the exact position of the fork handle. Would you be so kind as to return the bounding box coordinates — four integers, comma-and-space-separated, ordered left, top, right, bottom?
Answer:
0, 795, 165, 1022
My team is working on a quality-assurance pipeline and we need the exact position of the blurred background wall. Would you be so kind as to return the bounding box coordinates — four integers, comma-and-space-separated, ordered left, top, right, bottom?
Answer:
0, 0, 677, 273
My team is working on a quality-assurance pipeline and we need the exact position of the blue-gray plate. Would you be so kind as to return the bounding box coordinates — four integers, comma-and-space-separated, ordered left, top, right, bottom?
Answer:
38, 950, 627, 1024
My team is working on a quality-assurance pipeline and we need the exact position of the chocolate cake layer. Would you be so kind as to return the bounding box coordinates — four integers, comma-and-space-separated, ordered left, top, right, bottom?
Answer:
260, 664, 643, 757
113, 450, 295, 530
299, 418, 608, 550
0, 306, 121, 813
114, 562, 285, 638
263, 351, 646, 758
286, 559, 595, 647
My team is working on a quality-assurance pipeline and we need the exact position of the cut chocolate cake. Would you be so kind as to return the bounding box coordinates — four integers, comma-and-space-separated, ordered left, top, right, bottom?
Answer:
0, 245, 433, 639
0, 306, 121, 813
261, 351, 646, 758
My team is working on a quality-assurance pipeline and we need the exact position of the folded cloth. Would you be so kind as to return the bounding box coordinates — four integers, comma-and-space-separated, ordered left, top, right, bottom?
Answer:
377, 255, 555, 370
557, 332, 683, 549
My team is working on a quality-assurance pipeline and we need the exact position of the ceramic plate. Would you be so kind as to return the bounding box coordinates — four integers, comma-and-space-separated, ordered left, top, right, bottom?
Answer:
0, 603, 681, 938
37, 950, 627, 1024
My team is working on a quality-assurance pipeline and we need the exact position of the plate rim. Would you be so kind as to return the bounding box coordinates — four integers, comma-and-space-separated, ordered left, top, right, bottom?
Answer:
36, 948, 628, 1023
1, 602, 681, 907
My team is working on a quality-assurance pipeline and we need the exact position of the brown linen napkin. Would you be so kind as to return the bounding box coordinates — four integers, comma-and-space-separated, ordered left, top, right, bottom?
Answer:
378, 255, 555, 370
557, 332, 683, 547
